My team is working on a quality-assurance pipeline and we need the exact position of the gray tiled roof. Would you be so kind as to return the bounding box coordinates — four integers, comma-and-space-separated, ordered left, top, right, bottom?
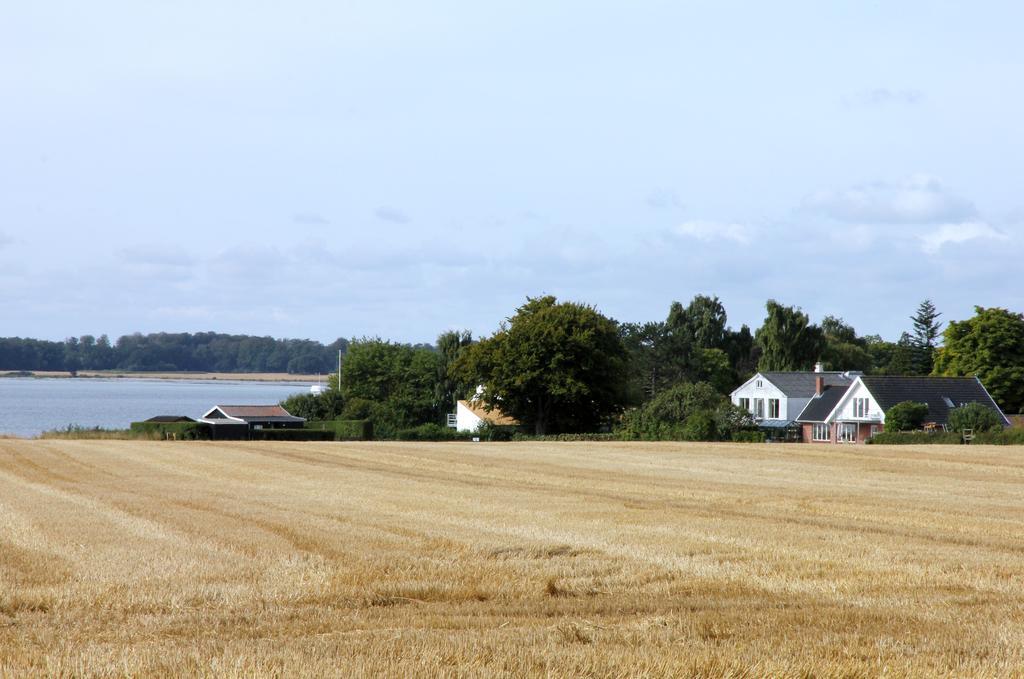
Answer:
761, 371, 856, 398
859, 376, 1008, 427
795, 386, 849, 422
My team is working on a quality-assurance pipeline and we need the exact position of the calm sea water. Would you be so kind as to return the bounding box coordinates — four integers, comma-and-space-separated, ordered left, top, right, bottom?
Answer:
0, 377, 311, 437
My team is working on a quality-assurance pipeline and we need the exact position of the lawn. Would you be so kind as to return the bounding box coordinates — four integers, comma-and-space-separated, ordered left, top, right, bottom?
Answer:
1, 440, 1023, 677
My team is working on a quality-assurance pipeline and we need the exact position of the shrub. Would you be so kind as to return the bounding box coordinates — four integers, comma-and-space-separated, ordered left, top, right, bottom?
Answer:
947, 403, 1003, 433
616, 381, 727, 441
305, 419, 373, 441
476, 421, 518, 441
514, 433, 618, 442
129, 421, 211, 440
395, 423, 473, 441
682, 410, 717, 441
280, 390, 345, 421
975, 428, 1024, 444
885, 401, 930, 431
731, 430, 766, 443
250, 428, 335, 441
867, 431, 963, 445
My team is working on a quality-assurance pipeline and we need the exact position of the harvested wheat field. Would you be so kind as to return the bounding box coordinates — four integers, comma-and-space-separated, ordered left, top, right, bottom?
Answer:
2, 440, 1024, 677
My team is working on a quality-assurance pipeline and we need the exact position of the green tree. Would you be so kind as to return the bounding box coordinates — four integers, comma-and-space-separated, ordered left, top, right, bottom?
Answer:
933, 306, 1024, 414
885, 401, 929, 431
456, 296, 629, 435
338, 339, 442, 437
618, 381, 725, 440
434, 329, 473, 413
820, 315, 872, 372
755, 301, 825, 371
280, 390, 346, 421
947, 403, 1003, 434
678, 295, 728, 350
910, 300, 943, 375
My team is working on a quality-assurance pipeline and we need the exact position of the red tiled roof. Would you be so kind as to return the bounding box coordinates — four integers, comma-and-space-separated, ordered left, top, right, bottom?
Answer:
218, 405, 293, 418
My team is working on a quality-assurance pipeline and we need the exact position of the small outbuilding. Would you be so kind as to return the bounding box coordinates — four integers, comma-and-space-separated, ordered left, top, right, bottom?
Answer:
199, 405, 306, 440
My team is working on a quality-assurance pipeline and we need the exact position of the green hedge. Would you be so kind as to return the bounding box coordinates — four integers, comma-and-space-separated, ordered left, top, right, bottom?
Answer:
867, 429, 1024, 445
731, 430, 766, 443
305, 419, 374, 441
129, 421, 211, 440
395, 423, 475, 441
512, 433, 618, 442
250, 428, 336, 441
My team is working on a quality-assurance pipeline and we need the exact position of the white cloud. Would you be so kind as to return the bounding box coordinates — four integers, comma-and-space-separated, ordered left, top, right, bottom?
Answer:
919, 221, 1009, 255
804, 175, 975, 224
674, 220, 751, 245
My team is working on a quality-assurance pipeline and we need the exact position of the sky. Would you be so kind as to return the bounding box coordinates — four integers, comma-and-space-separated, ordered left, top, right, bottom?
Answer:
2, 1, 1022, 345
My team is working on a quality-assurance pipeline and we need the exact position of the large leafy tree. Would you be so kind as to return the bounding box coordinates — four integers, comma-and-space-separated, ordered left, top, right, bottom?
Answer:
933, 306, 1024, 414
434, 329, 473, 413
337, 338, 442, 437
910, 299, 943, 375
675, 295, 728, 351
820, 315, 872, 372
754, 301, 825, 371
456, 296, 629, 435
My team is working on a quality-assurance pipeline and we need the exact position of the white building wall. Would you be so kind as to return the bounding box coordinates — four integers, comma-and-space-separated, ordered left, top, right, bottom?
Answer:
832, 380, 885, 422
455, 401, 483, 432
731, 375, 790, 419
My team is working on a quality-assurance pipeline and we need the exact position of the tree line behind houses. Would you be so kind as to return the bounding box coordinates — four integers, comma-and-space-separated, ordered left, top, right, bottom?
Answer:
276, 296, 1024, 439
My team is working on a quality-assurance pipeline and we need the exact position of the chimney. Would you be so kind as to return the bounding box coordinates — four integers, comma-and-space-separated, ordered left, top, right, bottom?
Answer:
814, 362, 824, 395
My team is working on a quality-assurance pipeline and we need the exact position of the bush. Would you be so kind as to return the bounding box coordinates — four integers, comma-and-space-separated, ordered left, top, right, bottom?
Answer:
885, 401, 930, 431
476, 421, 518, 441
250, 428, 335, 441
514, 433, 619, 442
975, 428, 1024, 444
280, 390, 345, 421
682, 410, 717, 441
395, 423, 473, 441
129, 421, 211, 440
947, 403, 1003, 433
731, 430, 766, 443
867, 431, 963, 445
306, 419, 373, 441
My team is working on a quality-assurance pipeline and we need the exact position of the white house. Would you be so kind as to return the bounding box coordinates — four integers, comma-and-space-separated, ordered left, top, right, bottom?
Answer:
730, 364, 857, 433
795, 374, 1009, 444
455, 400, 517, 432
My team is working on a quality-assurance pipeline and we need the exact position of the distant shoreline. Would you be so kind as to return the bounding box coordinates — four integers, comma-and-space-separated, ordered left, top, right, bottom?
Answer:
0, 370, 326, 383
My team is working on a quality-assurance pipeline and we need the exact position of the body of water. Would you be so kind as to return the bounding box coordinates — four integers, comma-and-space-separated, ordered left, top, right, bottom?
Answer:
0, 377, 312, 437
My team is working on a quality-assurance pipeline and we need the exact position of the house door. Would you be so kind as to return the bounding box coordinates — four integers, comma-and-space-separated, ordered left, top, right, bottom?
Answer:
837, 423, 856, 443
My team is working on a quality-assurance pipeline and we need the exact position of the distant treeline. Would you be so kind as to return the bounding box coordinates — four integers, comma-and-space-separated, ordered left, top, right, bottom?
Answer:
0, 333, 351, 374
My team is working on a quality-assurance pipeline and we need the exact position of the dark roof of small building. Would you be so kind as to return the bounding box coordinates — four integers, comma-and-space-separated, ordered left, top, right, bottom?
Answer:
860, 376, 1008, 426
795, 385, 850, 422
760, 371, 857, 397
144, 415, 196, 423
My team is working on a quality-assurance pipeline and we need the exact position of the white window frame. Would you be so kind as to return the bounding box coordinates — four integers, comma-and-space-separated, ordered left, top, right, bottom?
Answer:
754, 399, 765, 419
739, 397, 751, 412
768, 398, 781, 419
755, 379, 763, 388
837, 423, 857, 443
853, 397, 869, 418
812, 423, 830, 441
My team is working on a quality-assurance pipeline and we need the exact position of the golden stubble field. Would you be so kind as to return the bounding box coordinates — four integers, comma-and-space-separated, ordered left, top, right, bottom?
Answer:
1, 440, 1023, 678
